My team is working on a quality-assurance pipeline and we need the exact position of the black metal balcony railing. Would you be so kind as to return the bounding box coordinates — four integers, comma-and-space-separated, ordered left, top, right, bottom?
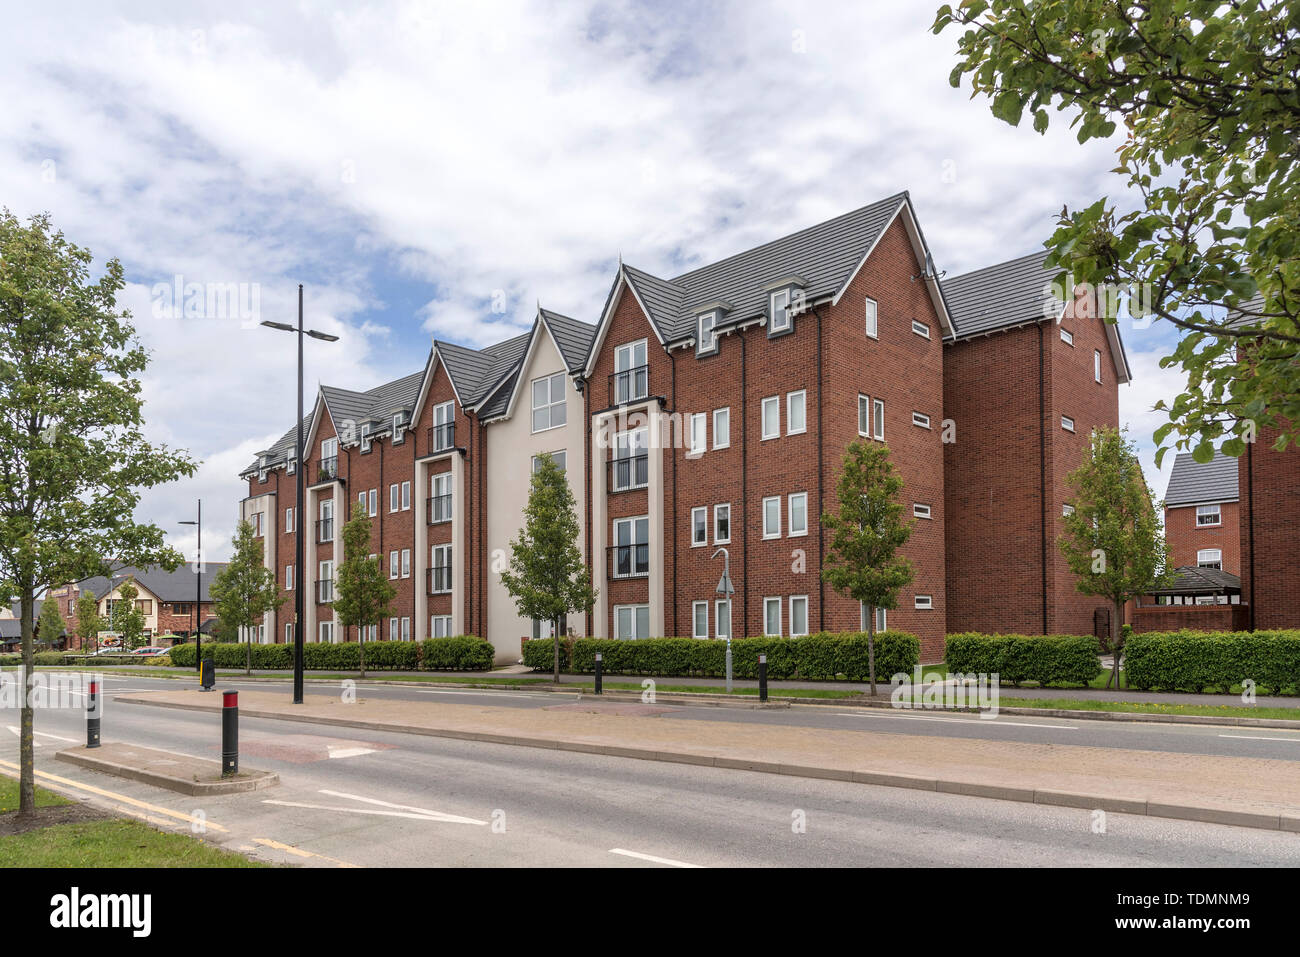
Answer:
427, 493, 453, 524
317, 579, 334, 604
608, 365, 649, 406
427, 566, 453, 595
318, 455, 338, 481
315, 518, 334, 543
607, 453, 648, 493
608, 543, 649, 579
428, 422, 455, 453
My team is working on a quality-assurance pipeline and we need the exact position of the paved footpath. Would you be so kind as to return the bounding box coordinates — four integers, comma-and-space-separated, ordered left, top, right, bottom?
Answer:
117, 687, 1300, 831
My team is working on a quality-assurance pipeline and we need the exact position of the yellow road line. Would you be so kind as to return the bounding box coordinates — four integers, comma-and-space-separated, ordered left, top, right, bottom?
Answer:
252, 837, 358, 868
0, 759, 228, 833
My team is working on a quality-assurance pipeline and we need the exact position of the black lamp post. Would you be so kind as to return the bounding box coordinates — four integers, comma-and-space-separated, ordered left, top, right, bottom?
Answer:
262, 285, 338, 704
178, 500, 202, 671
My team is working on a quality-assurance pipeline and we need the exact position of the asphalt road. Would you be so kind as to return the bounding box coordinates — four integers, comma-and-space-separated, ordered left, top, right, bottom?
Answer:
1, 673, 1298, 867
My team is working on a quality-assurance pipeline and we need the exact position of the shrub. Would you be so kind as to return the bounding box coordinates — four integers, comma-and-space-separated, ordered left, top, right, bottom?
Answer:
421, 636, 494, 671
1124, 629, 1300, 694
523, 631, 920, 681
944, 633, 1103, 687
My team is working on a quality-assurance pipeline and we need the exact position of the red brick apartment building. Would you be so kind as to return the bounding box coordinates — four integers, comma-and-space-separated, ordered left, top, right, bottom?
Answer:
241, 192, 1131, 663
1163, 450, 1240, 575
1241, 425, 1300, 630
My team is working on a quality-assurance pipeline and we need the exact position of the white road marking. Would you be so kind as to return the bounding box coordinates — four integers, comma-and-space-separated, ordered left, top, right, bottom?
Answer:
326, 746, 380, 759
832, 712, 1076, 730
1219, 734, 1300, 743
609, 848, 703, 868
262, 799, 486, 824
5, 726, 78, 744
317, 788, 487, 824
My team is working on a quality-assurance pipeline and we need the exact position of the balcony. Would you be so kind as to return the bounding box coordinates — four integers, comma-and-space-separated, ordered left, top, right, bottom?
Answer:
428, 422, 455, 454
607, 453, 648, 493
608, 365, 649, 406
607, 543, 649, 580
318, 455, 338, 482
427, 566, 452, 595
427, 493, 453, 525
315, 518, 334, 543
317, 579, 334, 604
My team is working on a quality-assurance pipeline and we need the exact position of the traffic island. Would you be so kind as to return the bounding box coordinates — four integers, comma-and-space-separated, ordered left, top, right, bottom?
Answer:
55, 743, 279, 796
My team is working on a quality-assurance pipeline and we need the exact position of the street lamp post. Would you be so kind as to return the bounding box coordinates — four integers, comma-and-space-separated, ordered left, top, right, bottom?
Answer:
178, 500, 202, 672
262, 286, 338, 704
712, 547, 736, 693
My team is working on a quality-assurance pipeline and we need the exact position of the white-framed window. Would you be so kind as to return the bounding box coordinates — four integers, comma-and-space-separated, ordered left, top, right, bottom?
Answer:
1062, 415, 1075, 432
365, 488, 375, 517
875, 606, 887, 632
697, 311, 719, 355
532, 451, 567, 473
763, 496, 782, 538
689, 412, 707, 455
430, 472, 453, 523
1060, 328, 1074, 346
788, 492, 808, 537
286, 451, 296, 475
431, 615, 452, 638
389, 617, 399, 641
769, 289, 791, 334
357, 490, 367, 517
1196, 504, 1222, 526
761, 396, 780, 440
612, 516, 650, 578
612, 427, 649, 492
360, 624, 376, 642
531, 372, 567, 432
691, 507, 707, 547
715, 599, 731, 639
401, 617, 411, 641
1198, 548, 1223, 570
1063, 504, 1075, 516
390, 483, 400, 512
389, 550, 399, 579
285, 507, 295, 533
432, 401, 455, 451
911, 319, 930, 339
401, 548, 411, 579
858, 395, 871, 437
285, 622, 293, 644
912, 411, 931, 429
318, 561, 333, 603
790, 595, 809, 637
285, 565, 294, 590
713, 408, 730, 449
692, 601, 709, 640
613, 340, 648, 404
431, 544, 452, 592
873, 398, 885, 441
914, 503, 932, 519
787, 390, 807, 435
614, 604, 650, 640
764, 597, 782, 636
1094, 349, 1102, 383
319, 620, 334, 644
401, 481, 411, 510
250, 511, 263, 537
319, 496, 333, 532
714, 503, 731, 544
914, 594, 933, 610
321, 436, 338, 461
864, 297, 878, 339
392, 413, 407, 444
360, 422, 372, 452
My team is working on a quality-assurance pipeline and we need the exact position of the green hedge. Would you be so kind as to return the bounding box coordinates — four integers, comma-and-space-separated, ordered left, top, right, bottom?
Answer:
523, 632, 920, 681
0, 651, 68, 666
166, 637, 492, 672
944, 633, 1103, 687
1124, 629, 1300, 694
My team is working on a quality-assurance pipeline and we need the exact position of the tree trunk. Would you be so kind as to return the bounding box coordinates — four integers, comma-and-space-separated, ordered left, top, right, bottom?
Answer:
867, 604, 877, 697
245, 632, 252, 676
18, 590, 35, 816
359, 626, 366, 679
1113, 598, 1125, 691
552, 626, 560, 685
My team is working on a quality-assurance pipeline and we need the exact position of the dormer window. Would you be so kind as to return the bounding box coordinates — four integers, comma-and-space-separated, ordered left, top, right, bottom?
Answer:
286, 451, 296, 475
697, 312, 718, 356
360, 423, 372, 453
769, 289, 792, 335
392, 412, 407, 444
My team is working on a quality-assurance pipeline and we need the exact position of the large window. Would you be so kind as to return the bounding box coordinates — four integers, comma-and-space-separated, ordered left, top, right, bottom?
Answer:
532, 451, 566, 473
713, 408, 730, 449
319, 621, 334, 643
431, 544, 453, 592
431, 615, 452, 638
713, 503, 731, 544
1196, 504, 1221, 526
432, 401, 455, 451
532, 372, 567, 432
429, 472, 453, 523
788, 493, 808, 537
1198, 549, 1222, 570
613, 340, 648, 404
715, 599, 731, 639
614, 604, 650, 640
692, 601, 708, 640
787, 390, 806, 435
612, 516, 650, 578
761, 396, 780, 440
764, 597, 782, 636
763, 496, 781, 538
691, 507, 707, 547
318, 561, 333, 603
790, 596, 809, 637
612, 427, 649, 491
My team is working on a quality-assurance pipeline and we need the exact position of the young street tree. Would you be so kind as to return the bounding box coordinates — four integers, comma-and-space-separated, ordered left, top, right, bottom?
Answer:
1059, 428, 1173, 689
209, 519, 285, 675
821, 440, 915, 695
500, 453, 595, 682
75, 593, 104, 654
110, 578, 147, 651
333, 506, 395, 678
0, 210, 195, 815
37, 595, 65, 649
934, 1, 1300, 461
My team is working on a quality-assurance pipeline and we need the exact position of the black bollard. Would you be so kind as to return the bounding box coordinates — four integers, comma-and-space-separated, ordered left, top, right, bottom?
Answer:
221, 690, 238, 776
758, 654, 768, 702
594, 652, 603, 695
86, 679, 101, 748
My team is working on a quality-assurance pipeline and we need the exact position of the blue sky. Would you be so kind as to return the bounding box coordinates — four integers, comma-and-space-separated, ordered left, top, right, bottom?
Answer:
0, 0, 1189, 560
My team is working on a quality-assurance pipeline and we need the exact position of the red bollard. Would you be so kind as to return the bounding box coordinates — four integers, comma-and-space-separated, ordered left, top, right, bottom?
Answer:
87, 680, 101, 748
221, 691, 238, 776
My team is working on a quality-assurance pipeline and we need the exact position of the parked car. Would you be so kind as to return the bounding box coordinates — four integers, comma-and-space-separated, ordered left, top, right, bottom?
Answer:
89, 646, 126, 656
131, 646, 168, 657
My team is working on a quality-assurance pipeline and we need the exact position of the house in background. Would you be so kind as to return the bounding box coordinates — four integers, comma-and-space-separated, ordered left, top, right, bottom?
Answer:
1163, 449, 1240, 575
49, 565, 225, 649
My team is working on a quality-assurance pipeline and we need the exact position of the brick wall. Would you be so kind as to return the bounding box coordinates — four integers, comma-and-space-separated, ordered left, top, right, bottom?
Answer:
1165, 501, 1240, 574
1131, 602, 1249, 633
1240, 427, 1300, 629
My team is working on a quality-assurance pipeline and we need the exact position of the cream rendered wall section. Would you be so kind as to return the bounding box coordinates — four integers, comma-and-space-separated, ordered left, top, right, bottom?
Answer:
240, 492, 276, 643
485, 330, 587, 664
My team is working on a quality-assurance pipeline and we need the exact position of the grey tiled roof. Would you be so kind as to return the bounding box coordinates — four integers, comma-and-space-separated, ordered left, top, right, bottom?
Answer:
943, 250, 1060, 338
540, 309, 596, 372
1150, 565, 1241, 595
75, 564, 230, 604
619, 192, 913, 343
1165, 450, 1240, 506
